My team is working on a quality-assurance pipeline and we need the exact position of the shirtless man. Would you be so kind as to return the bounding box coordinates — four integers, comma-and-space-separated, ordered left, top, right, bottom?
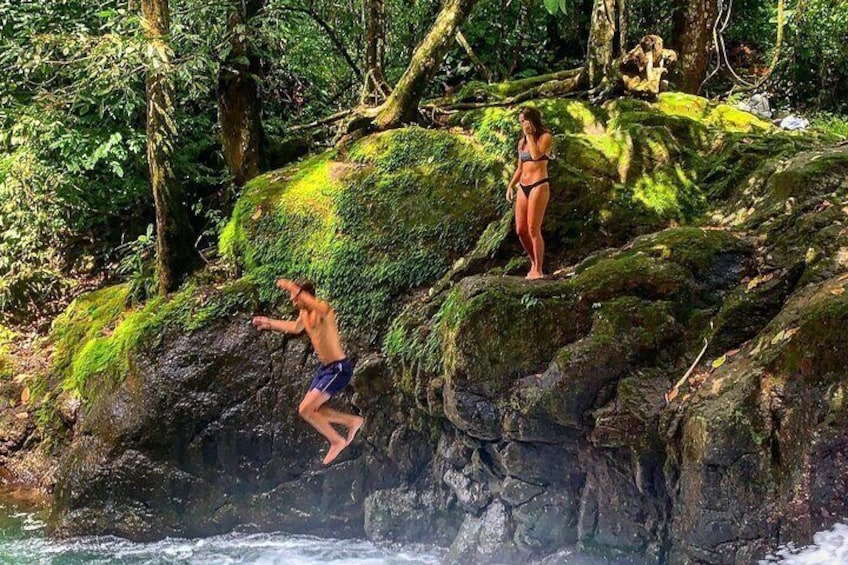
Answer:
252, 278, 364, 465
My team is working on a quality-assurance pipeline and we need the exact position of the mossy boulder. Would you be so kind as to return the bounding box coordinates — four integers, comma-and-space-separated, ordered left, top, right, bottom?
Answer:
438, 276, 587, 439
43, 278, 259, 412
422, 228, 751, 441
220, 126, 505, 333
665, 275, 848, 563
446, 95, 775, 267
716, 145, 848, 287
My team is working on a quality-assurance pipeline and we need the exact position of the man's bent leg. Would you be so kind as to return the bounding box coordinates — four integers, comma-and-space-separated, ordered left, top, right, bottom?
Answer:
298, 389, 348, 464
318, 406, 364, 443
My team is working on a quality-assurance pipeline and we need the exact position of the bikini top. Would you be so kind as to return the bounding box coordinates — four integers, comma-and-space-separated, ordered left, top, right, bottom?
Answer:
520, 139, 553, 162
520, 150, 551, 162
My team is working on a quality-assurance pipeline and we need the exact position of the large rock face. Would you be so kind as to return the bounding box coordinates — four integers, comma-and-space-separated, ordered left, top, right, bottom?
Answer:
26, 95, 848, 563
49, 317, 406, 540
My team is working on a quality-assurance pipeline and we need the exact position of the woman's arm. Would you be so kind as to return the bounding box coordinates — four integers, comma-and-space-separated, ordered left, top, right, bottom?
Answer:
506, 149, 522, 201
523, 132, 552, 160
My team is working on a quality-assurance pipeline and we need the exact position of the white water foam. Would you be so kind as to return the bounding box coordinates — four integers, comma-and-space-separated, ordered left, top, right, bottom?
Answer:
0, 530, 444, 564
761, 523, 848, 564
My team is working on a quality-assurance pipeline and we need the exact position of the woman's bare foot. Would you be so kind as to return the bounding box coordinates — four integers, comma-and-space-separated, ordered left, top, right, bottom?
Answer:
527, 271, 545, 280
525, 259, 538, 279
323, 440, 347, 465
346, 416, 365, 444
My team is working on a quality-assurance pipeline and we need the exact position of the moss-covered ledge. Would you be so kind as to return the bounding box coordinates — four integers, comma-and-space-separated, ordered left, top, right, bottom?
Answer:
220, 126, 506, 335
34, 277, 260, 427
384, 227, 751, 439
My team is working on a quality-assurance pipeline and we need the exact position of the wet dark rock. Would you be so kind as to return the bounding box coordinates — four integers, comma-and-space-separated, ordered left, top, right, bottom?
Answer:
443, 467, 491, 513
446, 500, 522, 564
364, 484, 462, 545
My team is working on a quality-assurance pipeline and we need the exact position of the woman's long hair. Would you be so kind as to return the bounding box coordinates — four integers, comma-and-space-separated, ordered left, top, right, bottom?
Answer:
518, 106, 550, 146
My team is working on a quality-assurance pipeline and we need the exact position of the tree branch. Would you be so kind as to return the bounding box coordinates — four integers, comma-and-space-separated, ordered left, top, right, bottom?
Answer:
288, 108, 355, 133
279, 6, 363, 80
455, 30, 492, 82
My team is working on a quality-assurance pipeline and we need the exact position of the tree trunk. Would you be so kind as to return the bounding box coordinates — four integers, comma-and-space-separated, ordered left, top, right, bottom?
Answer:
372, 0, 481, 129
141, 0, 198, 294
363, 0, 389, 103
455, 30, 491, 82
671, 0, 719, 94
586, 0, 627, 90
217, 0, 265, 186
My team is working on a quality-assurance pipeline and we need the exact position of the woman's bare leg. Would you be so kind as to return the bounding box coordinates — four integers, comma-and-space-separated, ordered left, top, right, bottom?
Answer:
515, 188, 535, 276
527, 184, 550, 279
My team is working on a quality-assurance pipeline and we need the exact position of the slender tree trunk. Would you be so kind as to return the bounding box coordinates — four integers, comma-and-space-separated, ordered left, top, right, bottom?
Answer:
455, 30, 491, 82
671, 0, 719, 94
363, 0, 389, 102
218, 0, 265, 186
586, 0, 627, 89
507, 0, 532, 79
372, 0, 481, 129
141, 0, 197, 294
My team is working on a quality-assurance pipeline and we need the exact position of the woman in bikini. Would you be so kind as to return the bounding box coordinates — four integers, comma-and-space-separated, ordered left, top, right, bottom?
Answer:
506, 107, 552, 280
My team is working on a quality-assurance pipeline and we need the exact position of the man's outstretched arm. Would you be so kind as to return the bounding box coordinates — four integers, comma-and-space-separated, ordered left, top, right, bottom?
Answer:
252, 315, 304, 334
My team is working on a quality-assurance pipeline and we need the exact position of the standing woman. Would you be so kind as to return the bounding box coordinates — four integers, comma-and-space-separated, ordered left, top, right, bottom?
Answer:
506, 107, 552, 280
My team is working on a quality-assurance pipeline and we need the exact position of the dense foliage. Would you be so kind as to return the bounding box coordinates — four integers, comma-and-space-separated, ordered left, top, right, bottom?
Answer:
0, 0, 845, 325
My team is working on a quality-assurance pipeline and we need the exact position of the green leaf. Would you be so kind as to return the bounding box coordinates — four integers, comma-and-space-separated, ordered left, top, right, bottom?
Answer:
543, 0, 560, 15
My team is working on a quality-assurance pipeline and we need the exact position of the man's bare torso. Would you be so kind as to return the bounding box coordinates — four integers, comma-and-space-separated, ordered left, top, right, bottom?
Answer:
299, 308, 346, 365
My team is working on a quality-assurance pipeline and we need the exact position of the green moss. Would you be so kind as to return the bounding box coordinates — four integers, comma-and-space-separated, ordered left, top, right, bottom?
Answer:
654, 93, 772, 134
699, 133, 813, 203
573, 252, 690, 302
656, 93, 711, 120
591, 296, 674, 345
383, 296, 446, 400
221, 126, 504, 334
775, 282, 848, 380
438, 278, 585, 397
526, 296, 678, 427
49, 284, 132, 385
631, 166, 700, 218
49, 278, 259, 401
607, 110, 709, 151
450, 99, 607, 160
705, 105, 772, 133
631, 227, 747, 274
0, 325, 18, 380
766, 148, 848, 202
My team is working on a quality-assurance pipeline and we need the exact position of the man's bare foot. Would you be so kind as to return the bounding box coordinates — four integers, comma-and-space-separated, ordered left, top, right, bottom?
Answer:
527, 271, 545, 280
346, 416, 364, 444
323, 441, 347, 465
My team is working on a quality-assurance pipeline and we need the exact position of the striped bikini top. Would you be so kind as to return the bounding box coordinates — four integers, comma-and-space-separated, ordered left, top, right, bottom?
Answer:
520, 150, 551, 162
520, 138, 553, 162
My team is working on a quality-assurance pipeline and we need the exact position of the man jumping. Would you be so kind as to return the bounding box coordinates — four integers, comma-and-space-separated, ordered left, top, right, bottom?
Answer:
252, 278, 364, 465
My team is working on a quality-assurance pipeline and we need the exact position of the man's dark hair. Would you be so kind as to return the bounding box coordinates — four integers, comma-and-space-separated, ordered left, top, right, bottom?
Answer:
296, 279, 316, 297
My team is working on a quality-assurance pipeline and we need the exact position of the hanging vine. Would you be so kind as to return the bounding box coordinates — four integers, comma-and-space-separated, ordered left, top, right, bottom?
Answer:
699, 0, 786, 95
